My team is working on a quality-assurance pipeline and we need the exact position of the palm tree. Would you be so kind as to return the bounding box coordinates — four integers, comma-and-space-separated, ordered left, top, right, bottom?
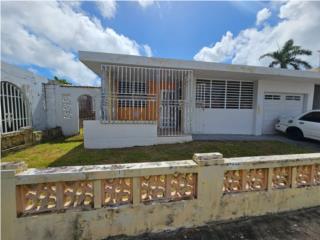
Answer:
259, 39, 312, 70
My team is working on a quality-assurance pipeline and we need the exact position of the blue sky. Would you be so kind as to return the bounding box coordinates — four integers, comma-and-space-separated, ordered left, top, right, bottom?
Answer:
2, 1, 320, 85
81, 1, 273, 59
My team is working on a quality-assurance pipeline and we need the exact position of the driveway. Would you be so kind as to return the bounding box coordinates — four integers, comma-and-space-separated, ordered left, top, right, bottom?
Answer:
192, 133, 320, 151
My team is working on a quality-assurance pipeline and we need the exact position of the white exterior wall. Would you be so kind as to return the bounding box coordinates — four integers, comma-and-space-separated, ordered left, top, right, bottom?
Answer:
84, 121, 192, 149
192, 109, 255, 134
190, 73, 317, 136
190, 72, 257, 135
254, 78, 316, 135
1, 61, 48, 130
45, 85, 101, 136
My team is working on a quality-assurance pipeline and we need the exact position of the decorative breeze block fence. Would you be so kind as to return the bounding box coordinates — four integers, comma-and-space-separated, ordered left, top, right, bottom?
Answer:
1, 153, 320, 240
223, 165, 320, 193
16, 172, 197, 216
13, 161, 198, 217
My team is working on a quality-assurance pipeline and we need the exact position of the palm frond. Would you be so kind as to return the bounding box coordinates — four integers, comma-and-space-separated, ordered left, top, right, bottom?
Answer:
281, 39, 294, 53
291, 49, 312, 56
289, 63, 300, 70
269, 61, 279, 68
259, 53, 275, 60
292, 59, 312, 69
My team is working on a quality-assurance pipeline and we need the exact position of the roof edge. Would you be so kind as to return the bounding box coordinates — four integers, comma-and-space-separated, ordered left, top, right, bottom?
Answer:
79, 51, 320, 80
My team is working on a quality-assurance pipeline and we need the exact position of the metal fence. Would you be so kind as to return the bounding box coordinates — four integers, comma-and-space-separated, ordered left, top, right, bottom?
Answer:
101, 65, 193, 136
0, 81, 31, 134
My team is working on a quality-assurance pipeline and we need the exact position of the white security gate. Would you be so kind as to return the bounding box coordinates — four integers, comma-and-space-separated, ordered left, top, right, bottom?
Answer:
159, 90, 177, 128
101, 65, 193, 136
0, 81, 31, 134
263, 93, 304, 134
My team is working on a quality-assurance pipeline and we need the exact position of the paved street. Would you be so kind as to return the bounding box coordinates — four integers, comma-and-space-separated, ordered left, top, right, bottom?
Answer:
107, 207, 320, 240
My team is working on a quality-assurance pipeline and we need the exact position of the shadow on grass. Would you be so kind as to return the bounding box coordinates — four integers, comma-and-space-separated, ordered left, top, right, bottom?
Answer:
48, 139, 315, 168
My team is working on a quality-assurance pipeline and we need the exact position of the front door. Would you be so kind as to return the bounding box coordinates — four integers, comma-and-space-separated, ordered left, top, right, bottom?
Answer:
159, 90, 177, 128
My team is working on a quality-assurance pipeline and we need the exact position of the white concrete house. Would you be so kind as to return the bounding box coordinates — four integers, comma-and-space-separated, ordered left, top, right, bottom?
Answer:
79, 51, 320, 149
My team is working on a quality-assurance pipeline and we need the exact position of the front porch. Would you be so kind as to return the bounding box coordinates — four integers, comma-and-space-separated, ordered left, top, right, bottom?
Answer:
84, 65, 194, 148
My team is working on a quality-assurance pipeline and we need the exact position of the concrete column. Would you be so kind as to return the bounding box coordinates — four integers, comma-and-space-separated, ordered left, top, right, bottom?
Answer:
93, 180, 102, 209
1, 170, 16, 240
254, 79, 265, 135
193, 152, 225, 221
100, 65, 107, 121
0, 161, 27, 173
44, 84, 58, 129
132, 177, 141, 206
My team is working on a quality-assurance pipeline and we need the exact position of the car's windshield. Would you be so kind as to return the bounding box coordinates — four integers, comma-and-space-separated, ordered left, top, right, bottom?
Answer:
299, 112, 320, 123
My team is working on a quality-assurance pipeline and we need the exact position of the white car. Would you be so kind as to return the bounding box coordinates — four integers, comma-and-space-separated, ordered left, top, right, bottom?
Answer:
275, 110, 320, 141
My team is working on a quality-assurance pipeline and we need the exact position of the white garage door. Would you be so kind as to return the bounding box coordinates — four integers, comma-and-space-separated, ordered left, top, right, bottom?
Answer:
263, 93, 304, 134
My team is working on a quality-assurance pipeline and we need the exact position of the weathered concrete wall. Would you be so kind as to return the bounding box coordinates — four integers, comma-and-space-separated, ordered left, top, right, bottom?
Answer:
45, 84, 101, 136
1, 153, 319, 240
1, 127, 33, 151
1, 61, 48, 130
1, 127, 62, 152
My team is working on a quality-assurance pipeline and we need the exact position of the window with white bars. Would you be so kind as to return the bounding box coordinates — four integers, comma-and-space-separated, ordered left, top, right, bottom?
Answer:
1, 81, 31, 133
118, 80, 147, 107
196, 79, 254, 109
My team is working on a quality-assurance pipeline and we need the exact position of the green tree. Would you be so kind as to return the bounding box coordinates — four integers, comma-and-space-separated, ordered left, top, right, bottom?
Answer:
52, 76, 72, 85
259, 39, 312, 70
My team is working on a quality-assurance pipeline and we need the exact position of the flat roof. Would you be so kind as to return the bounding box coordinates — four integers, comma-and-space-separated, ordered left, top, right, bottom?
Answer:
79, 51, 320, 82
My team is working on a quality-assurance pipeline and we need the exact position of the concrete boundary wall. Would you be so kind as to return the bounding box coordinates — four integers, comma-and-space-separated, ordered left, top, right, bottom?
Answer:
45, 84, 101, 136
1, 153, 320, 240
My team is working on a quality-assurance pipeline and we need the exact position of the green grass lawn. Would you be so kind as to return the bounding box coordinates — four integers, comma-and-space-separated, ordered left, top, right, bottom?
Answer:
1, 131, 316, 168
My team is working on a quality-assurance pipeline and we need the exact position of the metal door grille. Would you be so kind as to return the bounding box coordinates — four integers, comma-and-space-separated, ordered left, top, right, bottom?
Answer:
101, 65, 193, 136
0, 81, 31, 134
78, 95, 95, 128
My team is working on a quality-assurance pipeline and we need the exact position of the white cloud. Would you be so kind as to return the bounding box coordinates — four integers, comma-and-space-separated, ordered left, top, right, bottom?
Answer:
256, 8, 271, 25
1, 1, 152, 86
194, 1, 320, 69
95, 0, 117, 19
194, 31, 235, 62
138, 0, 155, 8
27, 67, 39, 75
143, 44, 153, 57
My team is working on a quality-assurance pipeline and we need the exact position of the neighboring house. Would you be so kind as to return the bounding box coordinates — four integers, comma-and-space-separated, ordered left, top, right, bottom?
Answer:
1, 61, 48, 132
0, 62, 101, 138
79, 51, 320, 149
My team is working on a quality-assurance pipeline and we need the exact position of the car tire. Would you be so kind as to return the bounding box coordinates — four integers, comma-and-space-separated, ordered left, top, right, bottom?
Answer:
287, 127, 304, 140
